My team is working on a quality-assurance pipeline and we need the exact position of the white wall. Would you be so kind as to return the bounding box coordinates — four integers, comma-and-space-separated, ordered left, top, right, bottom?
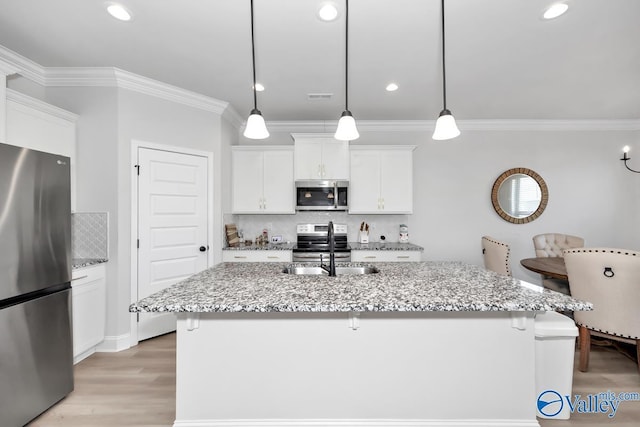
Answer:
39, 84, 227, 348
237, 125, 640, 285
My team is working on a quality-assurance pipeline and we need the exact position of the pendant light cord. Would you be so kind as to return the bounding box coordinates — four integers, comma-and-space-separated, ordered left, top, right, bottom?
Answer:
250, 0, 258, 110
345, 0, 349, 111
440, 0, 447, 110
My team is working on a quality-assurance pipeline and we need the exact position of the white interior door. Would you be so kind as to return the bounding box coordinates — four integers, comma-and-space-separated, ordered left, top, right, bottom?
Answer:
137, 147, 209, 341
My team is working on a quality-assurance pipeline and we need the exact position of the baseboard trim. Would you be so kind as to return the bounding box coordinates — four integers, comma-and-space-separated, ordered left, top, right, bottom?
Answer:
173, 419, 540, 427
95, 333, 131, 352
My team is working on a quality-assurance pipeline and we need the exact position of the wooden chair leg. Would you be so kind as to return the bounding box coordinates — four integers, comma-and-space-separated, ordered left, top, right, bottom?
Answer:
578, 326, 591, 372
636, 339, 640, 373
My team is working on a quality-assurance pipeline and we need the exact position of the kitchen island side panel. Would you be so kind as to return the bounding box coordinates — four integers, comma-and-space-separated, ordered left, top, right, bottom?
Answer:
174, 311, 538, 426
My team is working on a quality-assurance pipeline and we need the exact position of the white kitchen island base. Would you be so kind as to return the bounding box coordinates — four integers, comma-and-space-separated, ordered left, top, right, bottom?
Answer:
173, 311, 541, 427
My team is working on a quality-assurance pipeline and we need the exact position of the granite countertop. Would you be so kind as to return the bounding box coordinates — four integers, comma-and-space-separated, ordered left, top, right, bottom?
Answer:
223, 242, 295, 251
72, 258, 108, 269
349, 242, 424, 251
222, 242, 423, 251
129, 261, 591, 314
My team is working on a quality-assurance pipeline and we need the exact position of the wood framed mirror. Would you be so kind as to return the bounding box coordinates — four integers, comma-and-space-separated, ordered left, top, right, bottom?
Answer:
491, 167, 548, 224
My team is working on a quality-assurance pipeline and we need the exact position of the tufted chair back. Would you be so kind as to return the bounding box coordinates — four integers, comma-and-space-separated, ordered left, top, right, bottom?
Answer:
481, 236, 511, 277
564, 248, 640, 372
533, 233, 584, 258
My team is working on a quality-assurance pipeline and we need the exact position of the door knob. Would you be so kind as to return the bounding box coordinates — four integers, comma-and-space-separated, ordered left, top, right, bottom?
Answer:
199, 246, 207, 252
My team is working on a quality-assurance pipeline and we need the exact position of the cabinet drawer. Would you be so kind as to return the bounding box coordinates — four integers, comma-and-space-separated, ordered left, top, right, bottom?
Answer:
222, 251, 293, 263
351, 251, 421, 262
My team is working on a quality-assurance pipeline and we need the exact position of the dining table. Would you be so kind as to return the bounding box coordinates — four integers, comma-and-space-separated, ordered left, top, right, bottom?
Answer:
520, 257, 568, 280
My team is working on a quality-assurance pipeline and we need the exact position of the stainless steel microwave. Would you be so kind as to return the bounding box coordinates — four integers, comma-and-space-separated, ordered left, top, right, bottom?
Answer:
295, 180, 348, 211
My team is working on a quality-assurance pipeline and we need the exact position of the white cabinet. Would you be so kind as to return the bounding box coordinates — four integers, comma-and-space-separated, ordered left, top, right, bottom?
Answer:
5, 89, 78, 211
292, 134, 349, 180
349, 146, 415, 214
352, 251, 422, 262
232, 146, 295, 214
222, 250, 292, 262
71, 263, 106, 363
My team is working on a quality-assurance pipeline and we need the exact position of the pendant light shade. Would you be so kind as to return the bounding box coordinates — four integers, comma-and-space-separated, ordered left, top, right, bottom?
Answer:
335, 110, 359, 141
335, 0, 359, 141
432, 109, 460, 140
244, 0, 269, 139
432, 0, 460, 141
244, 108, 269, 139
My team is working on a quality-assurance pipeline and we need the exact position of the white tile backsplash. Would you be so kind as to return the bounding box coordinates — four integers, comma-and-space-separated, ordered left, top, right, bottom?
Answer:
234, 212, 410, 244
72, 212, 109, 259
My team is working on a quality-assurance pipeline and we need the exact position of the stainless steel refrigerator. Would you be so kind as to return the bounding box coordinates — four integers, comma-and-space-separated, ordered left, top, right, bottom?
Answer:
0, 142, 74, 426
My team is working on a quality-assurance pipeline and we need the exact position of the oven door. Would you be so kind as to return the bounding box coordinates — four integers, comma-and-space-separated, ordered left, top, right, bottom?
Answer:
295, 181, 348, 211
292, 251, 351, 263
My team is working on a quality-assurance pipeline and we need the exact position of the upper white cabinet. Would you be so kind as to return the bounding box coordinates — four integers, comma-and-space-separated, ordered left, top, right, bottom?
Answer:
232, 146, 295, 214
5, 90, 78, 210
349, 146, 415, 214
292, 134, 349, 180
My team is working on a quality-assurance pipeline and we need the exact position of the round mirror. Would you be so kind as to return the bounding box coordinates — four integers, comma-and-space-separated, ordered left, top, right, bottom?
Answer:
491, 168, 548, 224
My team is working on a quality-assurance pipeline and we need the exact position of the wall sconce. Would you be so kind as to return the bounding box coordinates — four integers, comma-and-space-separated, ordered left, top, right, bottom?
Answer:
621, 146, 640, 173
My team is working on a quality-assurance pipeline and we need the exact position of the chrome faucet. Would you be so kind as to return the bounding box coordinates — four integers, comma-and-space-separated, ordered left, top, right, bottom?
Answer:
320, 221, 336, 276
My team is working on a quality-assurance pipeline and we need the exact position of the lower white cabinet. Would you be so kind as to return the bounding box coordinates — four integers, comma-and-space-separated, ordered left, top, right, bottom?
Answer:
222, 251, 292, 263
71, 263, 106, 363
351, 251, 422, 262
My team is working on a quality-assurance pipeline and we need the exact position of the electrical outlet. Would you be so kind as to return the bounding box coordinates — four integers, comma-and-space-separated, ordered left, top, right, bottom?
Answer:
271, 235, 283, 243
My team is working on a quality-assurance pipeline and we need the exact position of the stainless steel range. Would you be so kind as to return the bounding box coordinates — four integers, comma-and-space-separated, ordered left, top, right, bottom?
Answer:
292, 223, 351, 263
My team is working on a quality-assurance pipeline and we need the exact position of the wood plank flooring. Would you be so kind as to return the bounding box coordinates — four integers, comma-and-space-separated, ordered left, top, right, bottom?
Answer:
28, 333, 639, 426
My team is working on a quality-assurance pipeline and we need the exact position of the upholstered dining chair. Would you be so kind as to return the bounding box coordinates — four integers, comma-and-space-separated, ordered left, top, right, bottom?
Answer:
564, 248, 640, 372
532, 233, 585, 295
481, 236, 511, 277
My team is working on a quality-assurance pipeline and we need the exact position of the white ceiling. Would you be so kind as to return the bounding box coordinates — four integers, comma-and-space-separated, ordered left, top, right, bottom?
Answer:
0, 0, 639, 122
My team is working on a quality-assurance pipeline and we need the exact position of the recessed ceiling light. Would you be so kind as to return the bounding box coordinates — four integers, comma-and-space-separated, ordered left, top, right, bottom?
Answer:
254, 83, 265, 92
106, 3, 132, 21
543, 3, 569, 20
386, 83, 399, 92
318, 3, 339, 22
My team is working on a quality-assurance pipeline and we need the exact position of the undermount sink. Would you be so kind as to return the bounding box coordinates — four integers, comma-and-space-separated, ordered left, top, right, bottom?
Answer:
282, 265, 379, 275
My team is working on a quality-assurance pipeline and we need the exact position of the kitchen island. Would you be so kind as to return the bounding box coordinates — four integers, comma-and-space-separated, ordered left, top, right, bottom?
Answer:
130, 261, 591, 427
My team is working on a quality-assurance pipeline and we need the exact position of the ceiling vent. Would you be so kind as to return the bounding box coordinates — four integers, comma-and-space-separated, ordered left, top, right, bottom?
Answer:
307, 93, 333, 100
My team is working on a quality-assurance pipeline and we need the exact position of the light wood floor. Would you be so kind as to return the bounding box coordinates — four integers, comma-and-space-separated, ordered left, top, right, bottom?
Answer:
28, 333, 639, 426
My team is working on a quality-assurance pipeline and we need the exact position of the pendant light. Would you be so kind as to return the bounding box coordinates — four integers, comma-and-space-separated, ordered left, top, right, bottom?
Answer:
432, 0, 460, 140
334, 0, 359, 141
243, 0, 269, 139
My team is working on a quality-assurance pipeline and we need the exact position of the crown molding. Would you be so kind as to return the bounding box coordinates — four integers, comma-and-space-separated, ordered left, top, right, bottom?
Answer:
6, 88, 79, 122
0, 44, 234, 117
265, 119, 640, 133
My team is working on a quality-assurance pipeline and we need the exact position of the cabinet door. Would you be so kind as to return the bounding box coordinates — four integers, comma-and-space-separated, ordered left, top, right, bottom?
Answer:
349, 150, 382, 213
232, 149, 264, 213
262, 149, 295, 213
321, 140, 350, 180
71, 264, 106, 363
380, 149, 413, 213
294, 140, 323, 180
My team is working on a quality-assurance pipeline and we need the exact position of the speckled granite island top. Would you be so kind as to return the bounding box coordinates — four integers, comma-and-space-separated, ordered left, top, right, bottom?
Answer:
129, 261, 591, 313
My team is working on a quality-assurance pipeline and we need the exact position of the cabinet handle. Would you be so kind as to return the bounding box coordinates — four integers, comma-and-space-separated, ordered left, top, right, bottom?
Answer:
317, 165, 322, 177
267, 256, 279, 259
381, 198, 385, 210
263, 198, 266, 209
234, 256, 248, 259
72, 275, 89, 281
364, 256, 377, 259
322, 164, 326, 177
397, 256, 410, 259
